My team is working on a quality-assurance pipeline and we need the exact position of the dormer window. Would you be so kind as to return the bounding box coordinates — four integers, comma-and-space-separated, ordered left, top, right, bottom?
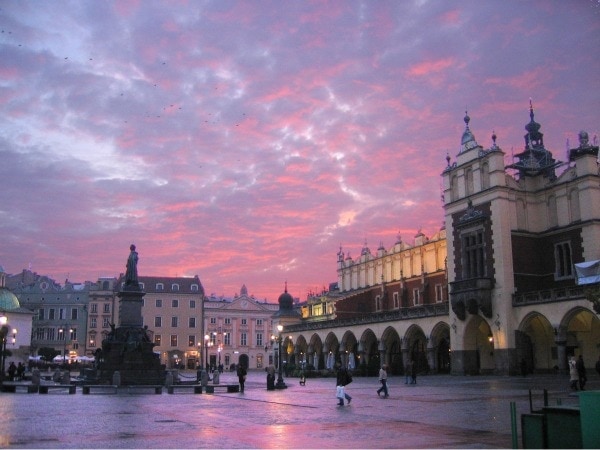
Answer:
156, 283, 164, 291
171, 283, 179, 291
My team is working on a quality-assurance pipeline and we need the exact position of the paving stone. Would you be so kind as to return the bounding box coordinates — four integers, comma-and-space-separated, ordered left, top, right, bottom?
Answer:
0, 371, 594, 448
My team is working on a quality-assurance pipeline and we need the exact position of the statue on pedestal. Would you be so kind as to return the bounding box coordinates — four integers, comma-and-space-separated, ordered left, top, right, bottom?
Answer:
125, 244, 139, 287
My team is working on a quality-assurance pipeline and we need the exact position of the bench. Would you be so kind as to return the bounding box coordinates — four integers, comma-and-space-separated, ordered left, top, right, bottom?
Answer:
204, 384, 239, 394
82, 385, 119, 395
1, 383, 39, 394
167, 384, 203, 394
121, 385, 163, 394
38, 384, 76, 394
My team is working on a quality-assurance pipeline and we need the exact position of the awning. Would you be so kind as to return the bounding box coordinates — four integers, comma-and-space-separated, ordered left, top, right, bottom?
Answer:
575, 260, 600, 285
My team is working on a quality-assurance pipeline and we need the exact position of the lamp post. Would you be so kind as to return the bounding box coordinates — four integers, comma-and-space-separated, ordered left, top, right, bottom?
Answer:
204, 334, 214, 371
275, 324, 287, 389
58, 325, 73, 364
0, 315, 8, 385
197, 342, 202, 368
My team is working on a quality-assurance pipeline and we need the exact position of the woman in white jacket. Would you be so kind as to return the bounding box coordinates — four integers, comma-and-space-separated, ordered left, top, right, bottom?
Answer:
569, 356, 579, 390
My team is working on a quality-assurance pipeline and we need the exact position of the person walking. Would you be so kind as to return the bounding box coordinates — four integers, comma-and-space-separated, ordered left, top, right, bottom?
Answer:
16, 362, 25, 381
576, 355, 587, 390
237, 364, 247, 393
404, 360, 412, 384
335, 364, 352, 406
410, 359, 417, 385
7, 362, 16, 381
377, 364, 389, 398
568, 356, 579, 390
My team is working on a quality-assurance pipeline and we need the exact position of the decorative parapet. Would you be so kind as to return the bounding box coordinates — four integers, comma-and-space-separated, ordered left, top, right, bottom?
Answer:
283, 303, 449, 332
512, 286, 586, 307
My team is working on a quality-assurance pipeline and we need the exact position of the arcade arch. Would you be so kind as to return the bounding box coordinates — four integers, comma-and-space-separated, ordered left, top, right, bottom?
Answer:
463, 316, 494, 375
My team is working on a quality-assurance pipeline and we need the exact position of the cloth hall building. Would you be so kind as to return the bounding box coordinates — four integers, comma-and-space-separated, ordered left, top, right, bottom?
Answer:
280, 105, 600, 377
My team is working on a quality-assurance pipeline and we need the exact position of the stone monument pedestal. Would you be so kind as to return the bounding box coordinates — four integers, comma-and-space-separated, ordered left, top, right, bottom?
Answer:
96, 284, 165, 385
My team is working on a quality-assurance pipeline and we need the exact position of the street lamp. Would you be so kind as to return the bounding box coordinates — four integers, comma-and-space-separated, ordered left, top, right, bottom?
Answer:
204, 334, 214, 370
0, 315, 8, 385
58, 325, 73, 364
275, 324, 287, 389
197, 342, 202, 368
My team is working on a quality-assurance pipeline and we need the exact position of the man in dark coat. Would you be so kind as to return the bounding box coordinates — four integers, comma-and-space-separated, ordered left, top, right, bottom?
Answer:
576, 355, 587, 390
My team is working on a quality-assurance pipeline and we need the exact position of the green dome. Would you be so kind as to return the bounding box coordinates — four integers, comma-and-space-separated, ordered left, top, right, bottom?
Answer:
0, 288, 20, 310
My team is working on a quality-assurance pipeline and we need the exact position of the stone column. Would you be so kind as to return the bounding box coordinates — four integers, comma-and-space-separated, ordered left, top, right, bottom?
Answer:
555, 334, 567, 375
378, 340, 386, 367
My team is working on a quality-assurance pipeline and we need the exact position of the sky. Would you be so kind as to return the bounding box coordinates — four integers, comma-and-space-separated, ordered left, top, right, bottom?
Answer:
1, 1, 599, 302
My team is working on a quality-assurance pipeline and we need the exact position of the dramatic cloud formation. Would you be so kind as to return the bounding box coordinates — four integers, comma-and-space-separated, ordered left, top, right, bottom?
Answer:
1, 1, 599, 301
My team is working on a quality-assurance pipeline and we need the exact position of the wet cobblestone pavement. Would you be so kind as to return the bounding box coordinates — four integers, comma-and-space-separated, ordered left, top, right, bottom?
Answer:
0, 371, 596, 448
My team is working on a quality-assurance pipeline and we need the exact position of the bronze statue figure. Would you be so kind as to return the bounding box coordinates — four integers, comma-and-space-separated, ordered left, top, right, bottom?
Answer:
125, 244, 139, 286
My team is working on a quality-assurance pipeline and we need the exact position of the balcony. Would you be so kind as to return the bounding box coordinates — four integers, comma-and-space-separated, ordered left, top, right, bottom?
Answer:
450, 277, 494, 320
512, 286, 585, 306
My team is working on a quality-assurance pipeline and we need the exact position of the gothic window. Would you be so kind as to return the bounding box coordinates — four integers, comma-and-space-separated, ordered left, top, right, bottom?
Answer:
375, 295, 382, 311
481, 162, 490, 189
465, 168, 474, 196
451, 175, 458, 202
548, 195, 558, 228
413, 288, 420, 305
393, 292, 399, 309
555, 241, 573, 280
462, 229, 486, 278
435, 284, 444, 302
569, 188, 581, 222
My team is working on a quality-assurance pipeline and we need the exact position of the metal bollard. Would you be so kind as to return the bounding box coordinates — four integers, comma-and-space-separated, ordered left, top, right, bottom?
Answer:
510, 401, 518, 449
